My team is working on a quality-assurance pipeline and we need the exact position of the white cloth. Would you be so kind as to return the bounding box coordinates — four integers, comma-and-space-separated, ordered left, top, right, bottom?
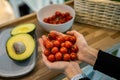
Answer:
71, 73, 86, 80
0, 0, 15, 25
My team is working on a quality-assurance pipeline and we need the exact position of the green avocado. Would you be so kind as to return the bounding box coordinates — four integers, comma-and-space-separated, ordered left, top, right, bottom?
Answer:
6, 34, 35, 61
11, 23, 36, 35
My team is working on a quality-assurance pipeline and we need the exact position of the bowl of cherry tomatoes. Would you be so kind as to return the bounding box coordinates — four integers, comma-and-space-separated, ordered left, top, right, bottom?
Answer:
37, 4, 75, 32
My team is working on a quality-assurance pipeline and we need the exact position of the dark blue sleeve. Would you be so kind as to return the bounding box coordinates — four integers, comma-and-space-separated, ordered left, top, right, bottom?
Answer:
79, 77, 90, 80
93, 50, 120, 80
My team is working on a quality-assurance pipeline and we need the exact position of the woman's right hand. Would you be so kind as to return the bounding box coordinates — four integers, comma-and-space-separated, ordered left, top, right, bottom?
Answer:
67, 30, 98, 66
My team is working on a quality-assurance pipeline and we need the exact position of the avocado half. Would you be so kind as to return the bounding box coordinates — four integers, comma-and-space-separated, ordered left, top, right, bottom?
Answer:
11, 23, 36, 35
6, 34, 35, 61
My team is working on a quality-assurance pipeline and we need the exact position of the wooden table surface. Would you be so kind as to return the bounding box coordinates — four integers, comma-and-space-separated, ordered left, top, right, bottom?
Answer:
0, 12, 120, 80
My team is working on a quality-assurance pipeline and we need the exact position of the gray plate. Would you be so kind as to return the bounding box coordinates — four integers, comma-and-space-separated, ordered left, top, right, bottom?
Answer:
0, 27, 37, 78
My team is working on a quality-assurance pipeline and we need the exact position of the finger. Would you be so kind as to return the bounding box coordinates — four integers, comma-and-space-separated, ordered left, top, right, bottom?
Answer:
38, 38, 45, 52
49, 61, 69, 70
41, 53, 53, 67
67, 30, 78, 35
39, 42, 52, 67
41, 52, 47, 60
67, 30, 83, 38
42, 35, 48, 41
39, 38, 49, 64
66, 31, 74, 35
50, 31, 65, 36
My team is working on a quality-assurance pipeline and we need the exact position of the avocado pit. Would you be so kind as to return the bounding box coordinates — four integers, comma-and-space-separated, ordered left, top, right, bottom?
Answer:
13, 42, 26, 54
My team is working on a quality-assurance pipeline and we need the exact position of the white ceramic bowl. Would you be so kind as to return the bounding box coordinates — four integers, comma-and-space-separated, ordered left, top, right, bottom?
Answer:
37, 4, 75, 32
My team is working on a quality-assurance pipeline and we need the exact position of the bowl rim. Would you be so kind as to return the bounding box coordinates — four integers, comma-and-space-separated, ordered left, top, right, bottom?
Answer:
36, 4, 75, 27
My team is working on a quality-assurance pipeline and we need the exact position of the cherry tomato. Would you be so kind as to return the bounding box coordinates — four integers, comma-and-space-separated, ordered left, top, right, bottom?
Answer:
47, 17, 52, 23
66, 16, 72, 21
53, 40, 60, 47
48, 32, 57, 40
63, 54, 70, 61
71, 45, 78, 53
51, 15, 56, 20
49, 21, 53, 24
55, 52, 62, 61
47, 54, 55, 62
69, 36, 76, 44
61, 13, 66, 18
70, 52, 77, 60
52, 21, 57, 24
64, 12, 70, 17
64, 35, 70, 41
45, 41, 53, 49
61, 43, 65, 47
64, 41, 72, 48
57, 36, 64, 43
44, 49, 51, 56
55, 11, 61, 16
59, 20, 65, 24
60, 47, 68, 54
51, 47, 59, 55
43, 18, 48, 23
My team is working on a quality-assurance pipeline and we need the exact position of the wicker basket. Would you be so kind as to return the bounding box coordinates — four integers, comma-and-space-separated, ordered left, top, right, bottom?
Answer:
74, 0, 120, 30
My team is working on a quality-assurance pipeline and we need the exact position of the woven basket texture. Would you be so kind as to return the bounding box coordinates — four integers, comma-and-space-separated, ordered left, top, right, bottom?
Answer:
74, 0, 120, 30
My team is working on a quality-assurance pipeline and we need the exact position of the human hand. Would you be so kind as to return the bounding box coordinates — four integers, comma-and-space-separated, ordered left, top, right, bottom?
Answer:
67, 30, 98, 66
39, 34, 82, 79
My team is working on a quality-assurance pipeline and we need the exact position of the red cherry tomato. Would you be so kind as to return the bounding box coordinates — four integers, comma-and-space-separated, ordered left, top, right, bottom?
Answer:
63, 54, 70, 61
44, 49, 51, 56
64, 41, 72, 48
47, 17, 52, 23
55, 52, 62, 61
70, 52, 77, 60
60, 47, 68, 54
47, 54, 55, 62
53, 40, 60, 47
45, 41, 53, 49
64, 12, 70, 17
69, 36, 76, 44
48, 32, 57, 40
52, 21, 57, 24
66, 16, 72, 21
57, 36, 65, 43
64, 35, 70, 41
61, 13, 66, 18
55, 11, 61, 16
51, 47, 59, 55
71, 45, 78, 53
61, 43, 65, 47
51, 15, 56, 20
43, 18, 48, 23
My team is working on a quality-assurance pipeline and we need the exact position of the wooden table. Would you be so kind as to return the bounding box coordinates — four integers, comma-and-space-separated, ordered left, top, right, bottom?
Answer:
0, 1, 120, 80
0, 12, 120, 80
